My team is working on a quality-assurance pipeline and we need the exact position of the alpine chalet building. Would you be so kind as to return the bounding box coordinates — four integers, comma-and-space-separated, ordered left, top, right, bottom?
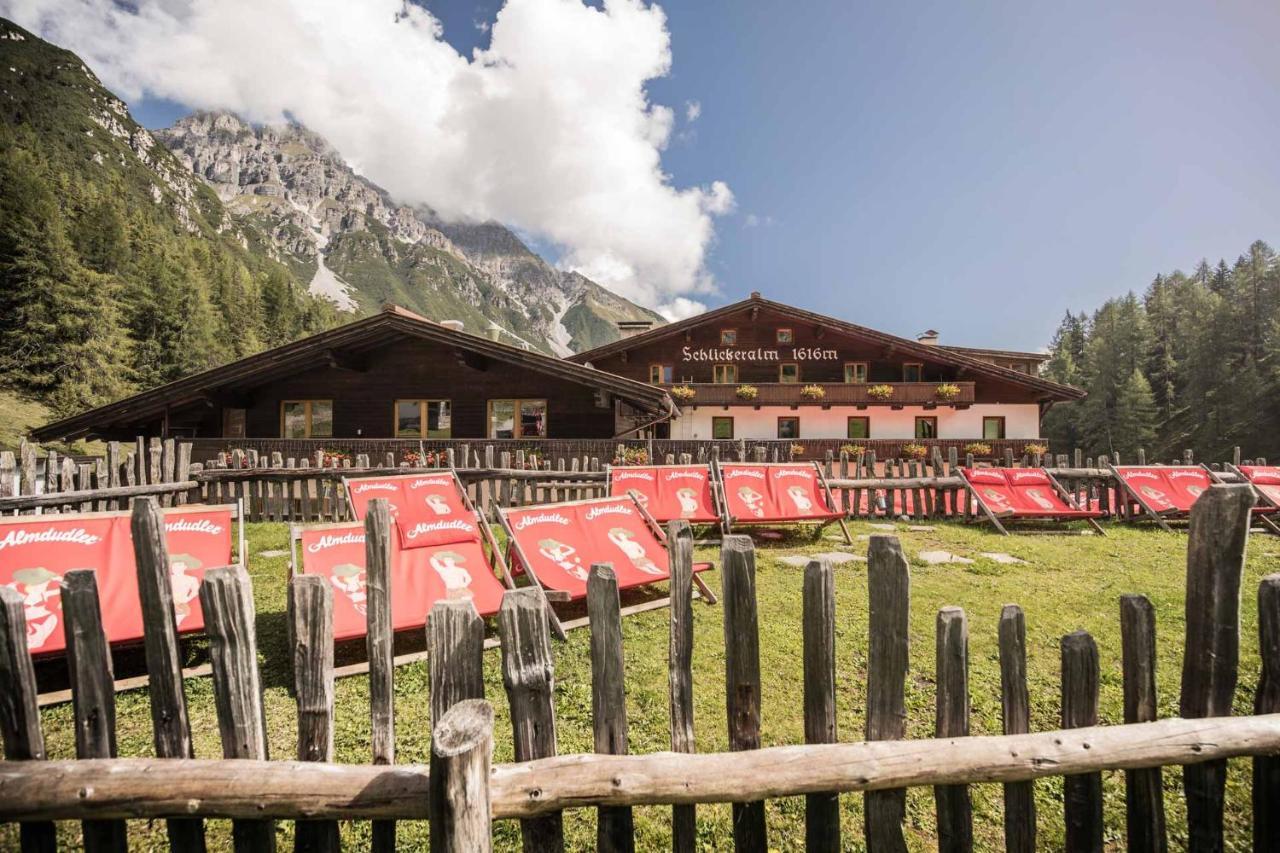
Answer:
570, 293, 1080, 445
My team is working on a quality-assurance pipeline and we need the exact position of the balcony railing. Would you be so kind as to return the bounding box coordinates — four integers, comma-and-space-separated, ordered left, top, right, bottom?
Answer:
672, 381, 976, 407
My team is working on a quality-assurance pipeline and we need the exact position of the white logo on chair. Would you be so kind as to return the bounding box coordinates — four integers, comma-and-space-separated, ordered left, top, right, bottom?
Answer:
785, 485, 813, 512
0, 527, 100, 551
6, 568, 63, 650
586, 504, 632, 521
537, 538, 586, 581
737, 486, 765, 517
982, 488, 1012, 512
405, 519, 475, 541
307, 532, 365, 552
1024, 488, 1055, 510
676, 488, 700, 516
613, 470, 654, 483
424, 494, 451, 515
330, 563, 367, 614
1140, 485, 1171, 507
165, 518, 225, 535
353, 483, 398, 494
608, 528, 663, 575
429, 550, 472, 591
514, 513, 570, 530
168, 553, 203, 626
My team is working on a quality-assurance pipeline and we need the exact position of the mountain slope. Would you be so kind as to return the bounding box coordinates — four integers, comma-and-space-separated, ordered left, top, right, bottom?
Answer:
159, 112, 664, 354
0, 18, 337, 415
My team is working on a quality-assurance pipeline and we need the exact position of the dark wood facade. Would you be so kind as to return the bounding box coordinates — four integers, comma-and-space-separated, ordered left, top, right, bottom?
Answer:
31, 307, 673, 444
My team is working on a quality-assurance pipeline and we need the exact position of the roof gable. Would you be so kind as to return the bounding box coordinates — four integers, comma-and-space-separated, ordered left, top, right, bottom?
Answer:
32, 306, 673, 441
569, 295, 1083, 400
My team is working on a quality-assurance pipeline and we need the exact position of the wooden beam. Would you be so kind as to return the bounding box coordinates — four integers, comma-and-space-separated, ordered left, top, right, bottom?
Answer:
5, 716, 1280, 822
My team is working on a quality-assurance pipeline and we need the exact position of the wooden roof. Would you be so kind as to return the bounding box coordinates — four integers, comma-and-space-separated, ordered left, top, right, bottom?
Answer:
32, 305, 676, 441
568, 294, 1083, 401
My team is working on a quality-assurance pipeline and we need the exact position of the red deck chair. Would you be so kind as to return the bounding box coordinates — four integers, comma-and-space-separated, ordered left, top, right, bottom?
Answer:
607, 463, 721, 529
1222, 464, 1280, 535
291, 519, 508, 642
0, 503, 242, 657
712, 461, 852, 544
496, 494, 718, 609
960, 468, 1105, 536
1108, 464, 1214, 532
289, 471, 510, 642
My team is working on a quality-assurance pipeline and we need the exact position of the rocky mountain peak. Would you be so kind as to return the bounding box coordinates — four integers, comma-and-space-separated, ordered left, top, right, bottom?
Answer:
158, 109, 663, 352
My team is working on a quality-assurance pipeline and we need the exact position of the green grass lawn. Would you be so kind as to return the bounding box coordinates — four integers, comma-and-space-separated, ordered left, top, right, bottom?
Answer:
11, 519, 1279, 851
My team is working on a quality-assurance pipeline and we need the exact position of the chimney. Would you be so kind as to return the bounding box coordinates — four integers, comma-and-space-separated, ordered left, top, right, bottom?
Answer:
917, 329, 939, 346
440, 320, 465, 333
616, 320, 653, 340
485, 321, 503, 342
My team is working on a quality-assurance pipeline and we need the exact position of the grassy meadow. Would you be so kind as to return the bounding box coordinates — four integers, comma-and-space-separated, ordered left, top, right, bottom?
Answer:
8, 518, 1278, 851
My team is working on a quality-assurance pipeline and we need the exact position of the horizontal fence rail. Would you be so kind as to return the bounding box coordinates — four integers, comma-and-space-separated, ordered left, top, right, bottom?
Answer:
2, 714, 1276, 822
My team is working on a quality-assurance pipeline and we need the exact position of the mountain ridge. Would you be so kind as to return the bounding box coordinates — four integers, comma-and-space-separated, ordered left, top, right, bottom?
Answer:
157, 110, 665, 354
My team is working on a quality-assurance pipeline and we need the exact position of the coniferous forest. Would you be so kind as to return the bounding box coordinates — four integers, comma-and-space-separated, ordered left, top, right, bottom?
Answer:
1040, 239, 1280, 462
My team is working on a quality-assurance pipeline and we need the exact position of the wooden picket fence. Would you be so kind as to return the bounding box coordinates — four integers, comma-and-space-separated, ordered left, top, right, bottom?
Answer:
0, 485, 1278, 850
2, 437, 1267, 527
0, 438, 196, 515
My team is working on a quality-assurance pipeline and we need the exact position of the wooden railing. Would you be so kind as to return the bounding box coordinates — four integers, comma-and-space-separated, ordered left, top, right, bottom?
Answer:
0, 487, 1275, 849
0, 438, 196, 514
3, 437, 1265, 525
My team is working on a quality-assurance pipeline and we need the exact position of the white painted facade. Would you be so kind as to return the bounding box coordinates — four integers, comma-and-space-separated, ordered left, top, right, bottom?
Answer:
669, 404, 1041, 441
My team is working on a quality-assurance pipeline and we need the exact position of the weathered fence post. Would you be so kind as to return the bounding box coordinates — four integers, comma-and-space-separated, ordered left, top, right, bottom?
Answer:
132, 497, 206, 852
587, 564, 635, 852
428, 598, 485, 726
721, 535, 767, 851
998, 604, 1035, 853
289, 575, 339, 853
429, 699, 495, 853
666, 520, 698, 852
365, 498, 397, 852
0, 586, 57, 853
499, 587, 565, 852
935, 606, 972, 853
803, 558, 839, 852
201, 568, 275, 852
62, 570, 128, 853
1180, 484, 1253, 851
1120, 594, 1166, 853
865, 535, 909, 852
1062, 630, 1102, 853
1256, 574, 1280, 849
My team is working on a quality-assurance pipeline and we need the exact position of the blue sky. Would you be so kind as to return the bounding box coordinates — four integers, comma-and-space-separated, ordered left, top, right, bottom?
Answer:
131, 0, 1280, 351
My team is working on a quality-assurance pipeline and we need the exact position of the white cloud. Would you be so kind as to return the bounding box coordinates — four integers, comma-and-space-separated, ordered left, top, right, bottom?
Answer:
2, 0, 731, 311
684, 99, 701, 122
744, 213, 776, 228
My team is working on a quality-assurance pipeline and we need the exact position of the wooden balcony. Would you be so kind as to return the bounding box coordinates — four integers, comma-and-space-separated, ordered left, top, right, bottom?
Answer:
674, 381, 976, 407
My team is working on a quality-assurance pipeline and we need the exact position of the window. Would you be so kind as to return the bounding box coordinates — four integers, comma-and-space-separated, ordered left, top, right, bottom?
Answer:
844, 362, 868, 384
847, 416, 870, 439
222, 408, 246, 439
713, 364, 738, 383
777, 417, 800, 439
983, 416, 1006, 440
1013, 362, 1029, 374
712, 416, 734, 439
488, 399, 547, 439
281, 400, 333, 439
776, 328, 794, 344
914, 416, 938, 439
720, 329, 738, 345
903, 363, 923, 382
649, 364, 673, 384
779, 363, 800, 383
395, 399, 452, 438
